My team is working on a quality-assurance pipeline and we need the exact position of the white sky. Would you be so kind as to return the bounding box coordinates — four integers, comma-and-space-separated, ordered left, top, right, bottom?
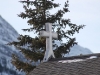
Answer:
0, 0, 100, 53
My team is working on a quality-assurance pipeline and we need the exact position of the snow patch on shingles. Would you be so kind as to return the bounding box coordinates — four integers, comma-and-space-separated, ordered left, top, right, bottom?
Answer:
87, 56, 97, 59
58, 59, 85, 63
58, 56, 98, 63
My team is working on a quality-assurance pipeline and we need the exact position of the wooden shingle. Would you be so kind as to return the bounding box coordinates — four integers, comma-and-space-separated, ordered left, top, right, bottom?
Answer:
29, 53, 100, 75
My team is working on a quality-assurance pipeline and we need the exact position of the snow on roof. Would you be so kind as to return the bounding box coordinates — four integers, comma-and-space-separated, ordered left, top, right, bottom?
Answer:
88, 56, 97, 59
58, 55, 97, 63
58, 59, 85, 63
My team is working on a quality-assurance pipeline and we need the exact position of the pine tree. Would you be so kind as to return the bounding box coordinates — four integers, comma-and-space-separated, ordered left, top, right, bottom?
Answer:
8, 0, 85, 74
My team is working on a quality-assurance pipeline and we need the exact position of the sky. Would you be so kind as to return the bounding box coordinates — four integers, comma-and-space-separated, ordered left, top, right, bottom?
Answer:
0, 0, 100, 53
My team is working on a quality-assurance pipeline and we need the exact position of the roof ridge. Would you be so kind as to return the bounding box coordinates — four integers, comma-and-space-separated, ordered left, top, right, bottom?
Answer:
49, 53, 100, 61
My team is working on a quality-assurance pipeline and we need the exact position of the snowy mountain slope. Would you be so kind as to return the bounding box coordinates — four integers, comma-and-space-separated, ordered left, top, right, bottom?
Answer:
65, 45, 92, 56
0, 15, 92, 75
0, 15, 24, 75
54, 41, 92, 57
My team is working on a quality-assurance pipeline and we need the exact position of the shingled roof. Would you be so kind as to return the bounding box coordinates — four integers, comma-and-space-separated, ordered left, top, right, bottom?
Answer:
29, 53, 100, 75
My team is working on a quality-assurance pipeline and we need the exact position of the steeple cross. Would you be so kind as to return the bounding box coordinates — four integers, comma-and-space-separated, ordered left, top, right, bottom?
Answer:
40, 23, 58, 62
